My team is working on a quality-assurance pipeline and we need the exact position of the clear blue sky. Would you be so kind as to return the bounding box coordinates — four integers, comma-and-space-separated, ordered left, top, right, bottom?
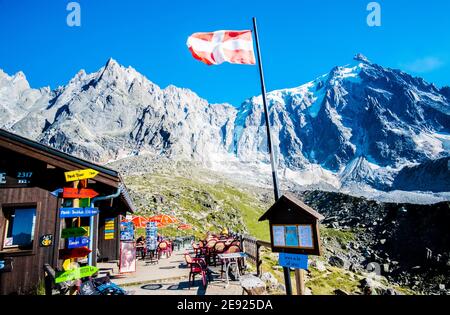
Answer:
1, 0, 449, 106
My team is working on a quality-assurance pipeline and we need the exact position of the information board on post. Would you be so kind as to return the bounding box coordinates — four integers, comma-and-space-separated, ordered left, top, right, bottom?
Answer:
271, 224, 315, 250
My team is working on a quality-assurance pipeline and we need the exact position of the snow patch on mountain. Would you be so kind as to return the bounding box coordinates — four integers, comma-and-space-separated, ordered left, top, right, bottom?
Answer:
0, 54, 448, 203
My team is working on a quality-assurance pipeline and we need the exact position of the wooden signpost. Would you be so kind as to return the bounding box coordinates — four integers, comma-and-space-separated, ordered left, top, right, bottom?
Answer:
58, 168, 99, 272
55, 266, 99, 283
64, 169, 99, 182
63, 187, 99, 199
259, 193, 324, 295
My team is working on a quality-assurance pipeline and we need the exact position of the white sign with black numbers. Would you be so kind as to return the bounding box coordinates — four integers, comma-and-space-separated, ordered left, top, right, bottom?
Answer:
0, 173, 6, 184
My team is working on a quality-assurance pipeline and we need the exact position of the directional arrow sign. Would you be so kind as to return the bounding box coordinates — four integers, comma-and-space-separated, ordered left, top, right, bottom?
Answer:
55, 266, 99, 283
63, 188, 99, 199
61, 227, 88, 239
59, 247, 92, 260
64, 169, 99, 182
59, 207, 99, 218
50, 188, 63, 197
68, 236, 90, 248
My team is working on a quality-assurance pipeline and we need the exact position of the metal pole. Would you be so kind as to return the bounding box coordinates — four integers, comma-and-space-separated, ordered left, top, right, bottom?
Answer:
252, 17, 292, 295
252, 17, 281, 201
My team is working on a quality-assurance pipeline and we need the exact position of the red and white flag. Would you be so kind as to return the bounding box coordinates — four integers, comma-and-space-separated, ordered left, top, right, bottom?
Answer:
187, 30, 256, 66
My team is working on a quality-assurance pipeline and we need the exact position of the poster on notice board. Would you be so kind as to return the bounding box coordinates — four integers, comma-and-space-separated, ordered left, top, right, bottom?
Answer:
120, 221, 135, 241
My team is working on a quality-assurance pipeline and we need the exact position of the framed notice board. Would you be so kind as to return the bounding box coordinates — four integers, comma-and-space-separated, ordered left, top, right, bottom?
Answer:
259, 193, 324, 256
272, 224, 314, 250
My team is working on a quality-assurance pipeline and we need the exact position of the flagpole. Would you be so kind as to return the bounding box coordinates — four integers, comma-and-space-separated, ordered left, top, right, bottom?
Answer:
252, 17, 292, 296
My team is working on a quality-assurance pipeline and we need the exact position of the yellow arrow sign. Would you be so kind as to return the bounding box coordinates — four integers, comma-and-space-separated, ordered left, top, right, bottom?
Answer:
64, 169, 99, 182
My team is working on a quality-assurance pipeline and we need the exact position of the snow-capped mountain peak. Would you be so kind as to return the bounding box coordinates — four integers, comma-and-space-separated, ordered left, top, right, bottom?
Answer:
0, 55, 448, 202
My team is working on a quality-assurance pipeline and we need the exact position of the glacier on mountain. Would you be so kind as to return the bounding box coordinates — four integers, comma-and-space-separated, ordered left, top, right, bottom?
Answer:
0, 54, 448, 203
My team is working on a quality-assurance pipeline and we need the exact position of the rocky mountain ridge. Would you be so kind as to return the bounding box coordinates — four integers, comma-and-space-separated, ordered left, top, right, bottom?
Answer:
1, 55, 449, 202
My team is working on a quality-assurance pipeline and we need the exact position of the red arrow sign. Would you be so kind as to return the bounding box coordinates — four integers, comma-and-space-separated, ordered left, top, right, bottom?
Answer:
63, 188, 99, 199
59, 247, 92, 260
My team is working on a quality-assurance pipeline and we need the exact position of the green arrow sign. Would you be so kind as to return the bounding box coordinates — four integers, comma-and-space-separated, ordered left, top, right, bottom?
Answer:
61, 227, 88, 239
55, 266, 98, 283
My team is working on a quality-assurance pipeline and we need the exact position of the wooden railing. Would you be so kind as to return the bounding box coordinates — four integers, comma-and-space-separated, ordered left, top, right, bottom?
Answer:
238, 234, 271, 277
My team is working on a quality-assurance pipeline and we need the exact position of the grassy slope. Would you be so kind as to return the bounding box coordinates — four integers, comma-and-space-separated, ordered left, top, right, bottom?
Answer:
124, 171, 270, 240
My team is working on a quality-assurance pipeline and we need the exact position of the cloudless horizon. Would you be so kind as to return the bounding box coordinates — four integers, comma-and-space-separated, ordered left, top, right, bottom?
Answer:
1, 0, 449, 106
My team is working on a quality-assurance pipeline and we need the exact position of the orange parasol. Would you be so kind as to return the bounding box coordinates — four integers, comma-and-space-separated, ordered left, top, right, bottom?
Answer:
148, 214, 178, 226
131, 215, 149, 228
145, 218, 165, 228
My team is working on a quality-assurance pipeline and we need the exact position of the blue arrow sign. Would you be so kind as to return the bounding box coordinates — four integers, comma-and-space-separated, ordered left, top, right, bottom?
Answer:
279, 253, 309, 270
68, 236, 90, 249
51, 188, 63, 197
60, 207, 99, 218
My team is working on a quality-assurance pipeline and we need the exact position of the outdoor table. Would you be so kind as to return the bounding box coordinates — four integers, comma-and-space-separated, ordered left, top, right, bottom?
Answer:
217, 252, 248, 287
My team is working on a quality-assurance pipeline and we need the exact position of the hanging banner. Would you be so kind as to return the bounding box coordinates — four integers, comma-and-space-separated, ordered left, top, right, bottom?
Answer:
68, 236, 90, 248
59, 207, 98, 218
55, 266, 99, 283
120, 222, 135, 241
146, 222, 158, 251
64, 169, 99, 182
119, 242, 136, 273
104, 218, 115, 240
